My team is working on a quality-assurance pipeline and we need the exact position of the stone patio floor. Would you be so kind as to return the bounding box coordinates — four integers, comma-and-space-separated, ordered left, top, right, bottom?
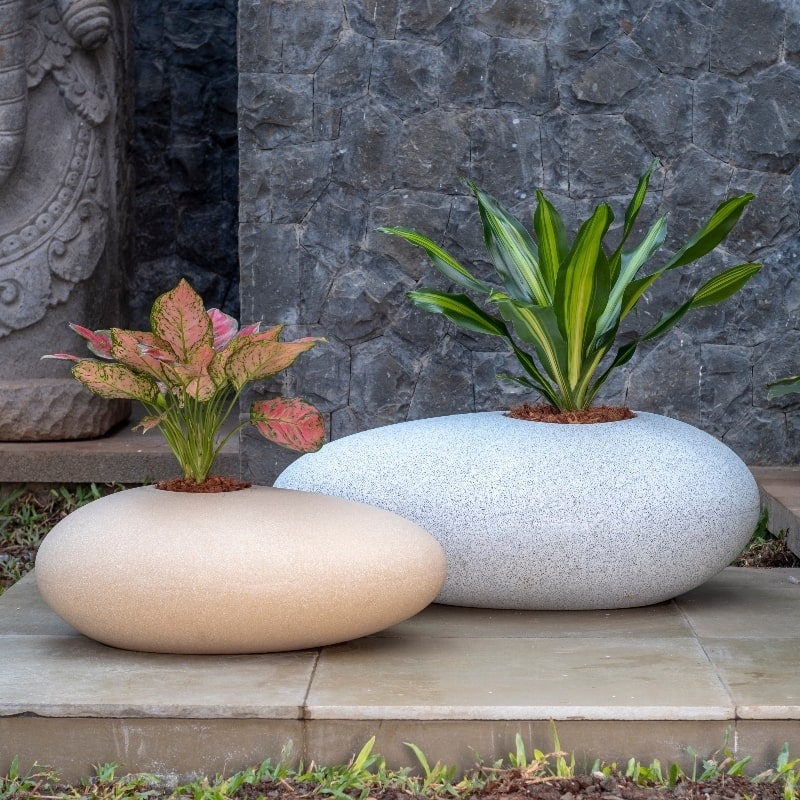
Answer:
1, 432, 800, 782
1, 567, 799, 783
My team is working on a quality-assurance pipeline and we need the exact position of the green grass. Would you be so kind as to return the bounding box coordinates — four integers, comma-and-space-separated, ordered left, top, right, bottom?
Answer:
0, 484, 126, 597
1, 735, 798, 799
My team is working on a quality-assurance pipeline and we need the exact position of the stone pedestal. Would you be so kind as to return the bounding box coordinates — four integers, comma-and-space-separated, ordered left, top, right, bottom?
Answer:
0, 0, 132, 440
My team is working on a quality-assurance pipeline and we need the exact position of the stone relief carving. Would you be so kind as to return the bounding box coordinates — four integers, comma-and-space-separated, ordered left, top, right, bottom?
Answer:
0, 0, 130, 440
0, 0, 111, 335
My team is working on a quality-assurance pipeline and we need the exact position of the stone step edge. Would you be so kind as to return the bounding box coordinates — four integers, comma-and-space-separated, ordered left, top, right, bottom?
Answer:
749, 467, 800, 559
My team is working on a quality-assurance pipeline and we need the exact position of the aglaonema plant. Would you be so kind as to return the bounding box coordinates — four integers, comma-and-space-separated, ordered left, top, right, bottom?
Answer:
378, 161, 762, 412
44, 279, 325, 484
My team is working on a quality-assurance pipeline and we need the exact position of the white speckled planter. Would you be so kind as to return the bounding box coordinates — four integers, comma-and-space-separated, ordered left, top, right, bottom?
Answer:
35, 485, 447, 653
275, 412, 761, 610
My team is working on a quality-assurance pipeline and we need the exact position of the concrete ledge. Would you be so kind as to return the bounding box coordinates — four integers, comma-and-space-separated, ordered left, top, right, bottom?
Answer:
750, 467, 800, 559
0, 418, 240, 484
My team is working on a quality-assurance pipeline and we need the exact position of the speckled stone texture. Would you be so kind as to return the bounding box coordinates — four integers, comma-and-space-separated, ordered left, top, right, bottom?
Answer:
275, 412, 761, 610
35, 486, 447, 653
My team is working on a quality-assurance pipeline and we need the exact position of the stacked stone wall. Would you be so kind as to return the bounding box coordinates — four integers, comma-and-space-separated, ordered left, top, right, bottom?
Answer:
238, 0, 800, 480
130, 0, 239, 327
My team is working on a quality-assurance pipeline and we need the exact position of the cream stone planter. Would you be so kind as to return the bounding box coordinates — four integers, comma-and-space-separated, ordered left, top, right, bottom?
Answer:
275, 411, 761, 610
35, 485, 447, 653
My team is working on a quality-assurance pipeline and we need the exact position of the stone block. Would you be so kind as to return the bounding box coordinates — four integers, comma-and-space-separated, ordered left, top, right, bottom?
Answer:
566, 115, 652, 198
467, 110, 542, 197
238, 0, 342, 73
313, 31, 373, 107
397, 110, 471, 192
370, 41, 442, 117
693, 74, 740, 161
486, 38, 557, 112
238, 74, 314, 149
624, 75, 692, 157
439, 27, 490, 108
563, 36, 656, 112
239, 224, 301, 325
332, 103, 401, 193
733, 66, 800, 172
0, 381, 129, 442
710, 0, 784, 76
473, 0, 552, 40
240, 144, 333, 224
631, 0, 711, 76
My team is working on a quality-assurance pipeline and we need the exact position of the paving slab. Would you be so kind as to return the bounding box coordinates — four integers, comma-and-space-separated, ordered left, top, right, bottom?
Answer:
307, 635, 731, 720
379, 600, 693, 639
0, 633, 317, 718
674, 567, 800, 638
1, 568, 799, 780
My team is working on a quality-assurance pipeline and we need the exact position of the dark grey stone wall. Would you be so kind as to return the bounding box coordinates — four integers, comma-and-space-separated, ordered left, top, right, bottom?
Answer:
130, 0, 239, 327
238, 0, 800, 481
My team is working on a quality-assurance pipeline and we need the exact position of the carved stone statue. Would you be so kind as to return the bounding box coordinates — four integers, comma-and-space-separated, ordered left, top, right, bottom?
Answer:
0, 0, 131, 439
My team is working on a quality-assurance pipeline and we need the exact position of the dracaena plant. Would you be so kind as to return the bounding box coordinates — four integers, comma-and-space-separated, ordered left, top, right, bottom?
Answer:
378, 161, 762, 413
44, 279, 325, 484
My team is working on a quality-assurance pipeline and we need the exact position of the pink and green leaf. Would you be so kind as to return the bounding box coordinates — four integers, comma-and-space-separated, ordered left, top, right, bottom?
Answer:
183, 375, 219, 402
251, 397, 325, 453
72, 361, 161, 403
232, 323, 284, 346
225, 337, 322, 390
150, 279, 214, 361
208, 308, 239, 350
42, 353, 82, 362
69, 325, 113, 358
110, 329, 173, 381
133, 411, 167, 432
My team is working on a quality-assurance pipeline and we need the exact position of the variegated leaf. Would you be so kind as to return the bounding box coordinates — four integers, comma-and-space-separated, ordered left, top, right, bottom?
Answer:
225, 337, 321, 390
133, 412, 167, 432
69, 324, 113, 358
208, 308, 239, 350
251, 397, 325, 453
110, 329, 172, 381
184, 374, 219, 402
150, 278, 214, 361
72, 361, 161, 403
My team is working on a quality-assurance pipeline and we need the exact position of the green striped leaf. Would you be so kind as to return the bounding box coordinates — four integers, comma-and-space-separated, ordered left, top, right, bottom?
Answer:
661, 194, 755, 271
408, 289, 511, 338
686, 262, 762, 308
377, 227, 490, 295
557, 204, 613, 388
468, 182, 551, 305
533, 190, 568, 298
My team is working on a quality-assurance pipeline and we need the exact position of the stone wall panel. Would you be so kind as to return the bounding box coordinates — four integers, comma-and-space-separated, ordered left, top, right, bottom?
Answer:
631, 0, 711, 76
239, 0, 800, 476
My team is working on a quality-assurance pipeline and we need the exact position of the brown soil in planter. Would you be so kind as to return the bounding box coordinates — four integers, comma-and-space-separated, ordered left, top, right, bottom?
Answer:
155, 475, 252, 492
506, 403, 636, 424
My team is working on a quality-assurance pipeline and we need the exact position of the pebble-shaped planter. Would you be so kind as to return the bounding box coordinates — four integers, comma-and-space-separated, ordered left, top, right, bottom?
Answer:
35, 485, 447, 653
275, 412, 761, 610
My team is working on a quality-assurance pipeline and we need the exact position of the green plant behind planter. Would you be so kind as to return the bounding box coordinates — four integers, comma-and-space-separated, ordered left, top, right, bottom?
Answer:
378, 161, 762, 412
